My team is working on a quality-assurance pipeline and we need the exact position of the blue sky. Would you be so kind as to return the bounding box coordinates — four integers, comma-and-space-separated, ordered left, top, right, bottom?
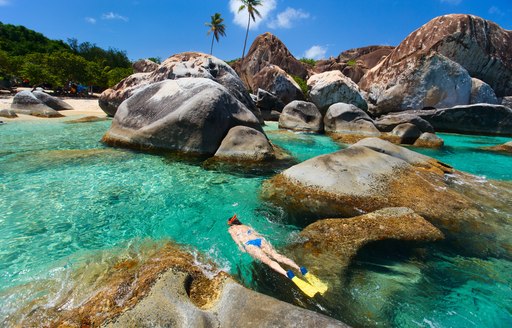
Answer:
0, 0, 511, 61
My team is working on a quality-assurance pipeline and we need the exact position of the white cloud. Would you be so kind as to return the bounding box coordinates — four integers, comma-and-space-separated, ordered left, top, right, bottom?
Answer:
268, 7, 310, 29
488, 6, 504, 16
85, 17, 97, 24
439, 0, 462, 5
304, 45, 327, 60
229, 0, 276, 30
102, 12, 129, 22
0, 0, 9, 6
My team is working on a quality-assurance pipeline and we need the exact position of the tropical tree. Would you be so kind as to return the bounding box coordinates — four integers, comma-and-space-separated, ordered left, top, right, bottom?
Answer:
205, 13, 226, 55
238, 0, 262, 60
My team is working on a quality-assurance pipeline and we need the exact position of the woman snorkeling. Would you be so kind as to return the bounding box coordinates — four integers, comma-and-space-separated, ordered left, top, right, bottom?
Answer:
227, 214, 327, 297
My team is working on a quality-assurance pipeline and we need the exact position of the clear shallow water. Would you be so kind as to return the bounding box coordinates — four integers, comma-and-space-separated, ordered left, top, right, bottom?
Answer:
0, 118, 511, 327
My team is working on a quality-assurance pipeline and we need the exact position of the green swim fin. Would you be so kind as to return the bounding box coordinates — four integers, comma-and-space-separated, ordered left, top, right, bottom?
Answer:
301, 267, 328, 295
287, 270, 318, 297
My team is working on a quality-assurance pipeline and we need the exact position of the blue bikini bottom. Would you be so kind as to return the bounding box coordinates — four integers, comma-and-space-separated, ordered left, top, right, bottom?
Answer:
245, 238, 262, 248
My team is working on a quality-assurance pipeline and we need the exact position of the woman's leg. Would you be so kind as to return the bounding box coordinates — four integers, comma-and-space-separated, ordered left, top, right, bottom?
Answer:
246, 245, 288, 277
261, 240, 300, 271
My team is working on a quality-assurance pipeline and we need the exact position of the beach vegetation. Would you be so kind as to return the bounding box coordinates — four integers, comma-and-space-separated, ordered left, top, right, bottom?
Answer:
206, 13, 226, 55
148, 57, 162, 64
0, 21, 132, 90
238, 0, 262, 60
291, 75, 309, 98
299, 58, 316, 67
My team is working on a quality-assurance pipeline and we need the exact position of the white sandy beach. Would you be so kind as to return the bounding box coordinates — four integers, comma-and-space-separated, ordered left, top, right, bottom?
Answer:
0, 96, 107, 121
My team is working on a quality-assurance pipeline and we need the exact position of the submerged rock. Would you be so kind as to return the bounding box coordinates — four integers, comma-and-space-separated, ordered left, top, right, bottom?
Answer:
100, 52, 260, 121
484, 141, 512, 154
7, 241, 347, 327
102, 78, 261, 156
262, 138, 511, 258
293, 208, 443, 273
278, 100, 323, 133
65, 116, 109, 123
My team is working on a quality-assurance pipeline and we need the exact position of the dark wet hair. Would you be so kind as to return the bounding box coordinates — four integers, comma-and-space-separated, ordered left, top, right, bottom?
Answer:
228, 214, 242, 225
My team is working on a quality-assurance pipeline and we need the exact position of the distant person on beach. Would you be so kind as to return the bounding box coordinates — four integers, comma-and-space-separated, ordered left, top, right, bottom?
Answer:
227, 214, 328, 297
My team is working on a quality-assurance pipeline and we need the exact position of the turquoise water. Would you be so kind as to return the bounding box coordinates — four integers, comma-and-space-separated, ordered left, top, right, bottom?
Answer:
0, 118, 511, 327
414, 133, 512, 181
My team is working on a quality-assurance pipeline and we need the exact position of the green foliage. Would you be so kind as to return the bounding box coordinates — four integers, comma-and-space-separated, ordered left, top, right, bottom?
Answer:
147, 57, 162, 64
0, 22, 70, 56
299, 58, 316, 67
206, 13, 227, 55
106, 67, 133, 87
0, 21, 133, 89
291, 75, 308, 98
346, 59, 357, 67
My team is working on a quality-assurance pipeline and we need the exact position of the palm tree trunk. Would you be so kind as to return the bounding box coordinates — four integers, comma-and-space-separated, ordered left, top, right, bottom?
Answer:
210, 34, 215, 55
242, 17, 251, 60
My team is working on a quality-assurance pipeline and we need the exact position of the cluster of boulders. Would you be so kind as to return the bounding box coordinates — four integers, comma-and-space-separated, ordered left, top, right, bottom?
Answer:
230, 14, 512, 143
9, 88, 73, 117
99, 53, 290, 164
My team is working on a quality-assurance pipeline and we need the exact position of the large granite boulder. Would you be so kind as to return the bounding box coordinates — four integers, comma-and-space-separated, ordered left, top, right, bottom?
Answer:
32, 90, 73, 111
0, 108, 18, 118
413, 132, 444, 148
293, 207, 443, 273
314, 45, 394, 83
214, 126, 276, 161
102, 78, 261, 156
11, 90, 65, 117
237, 32, 308, 90
8, 241, 347, 327
255, 89, 284, 121
100, 52, 260, 121
278, 100, 323, 133
408, 104, 512, 136
324, 103, 379, 136
256, 88, 285, 112
132, 59, 159, 73
360, 14, 512, 97
389, 123, 422, 144
361, 53, 472, 116
470, 78, 499, 104
484, 141, 512, 154
99, 73, 153, 117
502, 96, 512, 109
374, 113, 434, 133
251, 65, 304, 105
262, 138, 512, 257
308, 71, 368, 112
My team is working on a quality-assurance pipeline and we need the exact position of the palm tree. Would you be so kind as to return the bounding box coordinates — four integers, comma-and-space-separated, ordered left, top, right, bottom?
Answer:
205, 13, 226, 55
238, 0, 262, 60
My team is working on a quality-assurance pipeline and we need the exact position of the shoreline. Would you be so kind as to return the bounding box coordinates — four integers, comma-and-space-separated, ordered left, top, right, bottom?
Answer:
0, 96, 107, 122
